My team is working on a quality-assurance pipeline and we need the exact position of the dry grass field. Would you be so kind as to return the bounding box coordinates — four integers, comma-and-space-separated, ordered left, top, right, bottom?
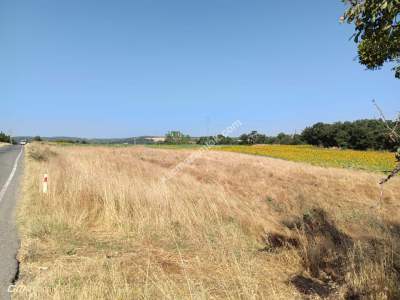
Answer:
15, 143, 400, 299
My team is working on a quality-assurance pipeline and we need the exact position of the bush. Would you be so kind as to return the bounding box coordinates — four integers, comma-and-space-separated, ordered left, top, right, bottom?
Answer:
28, 145, 57, 162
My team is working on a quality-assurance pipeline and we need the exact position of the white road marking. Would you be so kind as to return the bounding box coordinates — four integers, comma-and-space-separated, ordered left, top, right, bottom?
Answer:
0, 147, 23, 204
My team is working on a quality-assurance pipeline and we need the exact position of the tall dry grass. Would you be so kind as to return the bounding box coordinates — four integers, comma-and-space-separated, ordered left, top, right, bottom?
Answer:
15, 144, 400, 299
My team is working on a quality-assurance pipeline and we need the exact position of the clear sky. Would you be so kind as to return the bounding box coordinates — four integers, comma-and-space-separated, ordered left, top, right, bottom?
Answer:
1, 0, 398, 138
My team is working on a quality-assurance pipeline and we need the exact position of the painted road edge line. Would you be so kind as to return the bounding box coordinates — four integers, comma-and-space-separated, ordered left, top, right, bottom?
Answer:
0, 147, 23, 204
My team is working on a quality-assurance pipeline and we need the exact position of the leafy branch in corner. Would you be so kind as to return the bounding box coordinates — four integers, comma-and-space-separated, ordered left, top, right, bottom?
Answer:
341, 0, 400, 79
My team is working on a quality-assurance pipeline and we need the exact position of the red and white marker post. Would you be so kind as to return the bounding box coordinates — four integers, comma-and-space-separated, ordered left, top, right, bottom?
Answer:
43, 174, 49, 194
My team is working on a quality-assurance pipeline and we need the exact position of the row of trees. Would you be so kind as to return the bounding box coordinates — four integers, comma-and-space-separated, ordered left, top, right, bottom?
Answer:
302, 119, 399, 151
196, 132, 303, 146
194, 119, 400, 151
237, 131, 303, 146
197, 135, 237, 145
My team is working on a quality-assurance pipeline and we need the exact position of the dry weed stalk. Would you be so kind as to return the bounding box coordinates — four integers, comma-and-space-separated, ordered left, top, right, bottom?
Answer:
372, 100, 400, 185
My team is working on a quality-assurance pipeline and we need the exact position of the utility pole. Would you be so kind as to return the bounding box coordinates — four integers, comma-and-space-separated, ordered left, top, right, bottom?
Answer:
206, 116, 211, 137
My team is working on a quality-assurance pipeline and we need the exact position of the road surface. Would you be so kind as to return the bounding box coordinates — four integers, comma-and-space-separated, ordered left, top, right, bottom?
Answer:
0, 145, 23, 299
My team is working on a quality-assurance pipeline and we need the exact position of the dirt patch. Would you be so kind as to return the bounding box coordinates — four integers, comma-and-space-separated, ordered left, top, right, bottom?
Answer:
290, 275, 332, 298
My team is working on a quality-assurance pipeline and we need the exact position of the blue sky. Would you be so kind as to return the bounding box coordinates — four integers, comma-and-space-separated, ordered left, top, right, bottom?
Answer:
1, 0, 398, 138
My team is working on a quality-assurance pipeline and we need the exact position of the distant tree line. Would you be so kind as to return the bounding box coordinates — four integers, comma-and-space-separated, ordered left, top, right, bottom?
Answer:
54, 139, 88, 144
195, 119, 399, 151
196, 131, 302, 146
302, 119, 399, 151
237, 131, 303, 146
197, 134, 237, 145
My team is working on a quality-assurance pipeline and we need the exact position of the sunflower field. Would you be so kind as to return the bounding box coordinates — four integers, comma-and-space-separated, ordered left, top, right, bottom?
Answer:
214, 145, 397, 172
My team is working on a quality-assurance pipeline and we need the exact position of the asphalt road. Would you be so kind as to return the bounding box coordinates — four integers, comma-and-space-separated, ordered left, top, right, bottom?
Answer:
0, 145, 23, 300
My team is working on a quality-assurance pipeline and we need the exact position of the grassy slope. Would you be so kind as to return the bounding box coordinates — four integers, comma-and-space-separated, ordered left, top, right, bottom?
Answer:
147, 144, 397, 172
15, 144, 400, 299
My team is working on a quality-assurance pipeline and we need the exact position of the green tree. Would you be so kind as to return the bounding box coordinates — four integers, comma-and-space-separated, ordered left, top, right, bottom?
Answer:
239, 133, 249, 145
164, 131, 191, 144
239, 131, 266, 145
0, 132, 11, 143
275, 133, 294, 145
341, 0, 400, 78
197, 136, 216, 145
301, 123, 332, 147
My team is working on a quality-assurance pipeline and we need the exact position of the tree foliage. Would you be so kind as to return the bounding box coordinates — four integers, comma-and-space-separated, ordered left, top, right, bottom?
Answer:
197, 134, 236, 145
237, 131, 303, 146
302, 119, 399, 151
0, 132, 11, 143
196, 119, 399, 151
196, 131, 302, 146
342, 0, 400, 78
164, 131, 191, 144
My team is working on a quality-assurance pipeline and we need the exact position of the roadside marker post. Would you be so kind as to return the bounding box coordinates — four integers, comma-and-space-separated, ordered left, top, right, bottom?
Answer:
43, 174, 48, 194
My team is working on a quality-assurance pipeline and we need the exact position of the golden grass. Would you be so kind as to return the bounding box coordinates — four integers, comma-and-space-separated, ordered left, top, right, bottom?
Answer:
15, 144, 400, 299
214, 145, 397, 172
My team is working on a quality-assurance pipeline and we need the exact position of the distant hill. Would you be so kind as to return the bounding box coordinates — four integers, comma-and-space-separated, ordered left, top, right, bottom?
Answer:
13, 136, 167, 145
